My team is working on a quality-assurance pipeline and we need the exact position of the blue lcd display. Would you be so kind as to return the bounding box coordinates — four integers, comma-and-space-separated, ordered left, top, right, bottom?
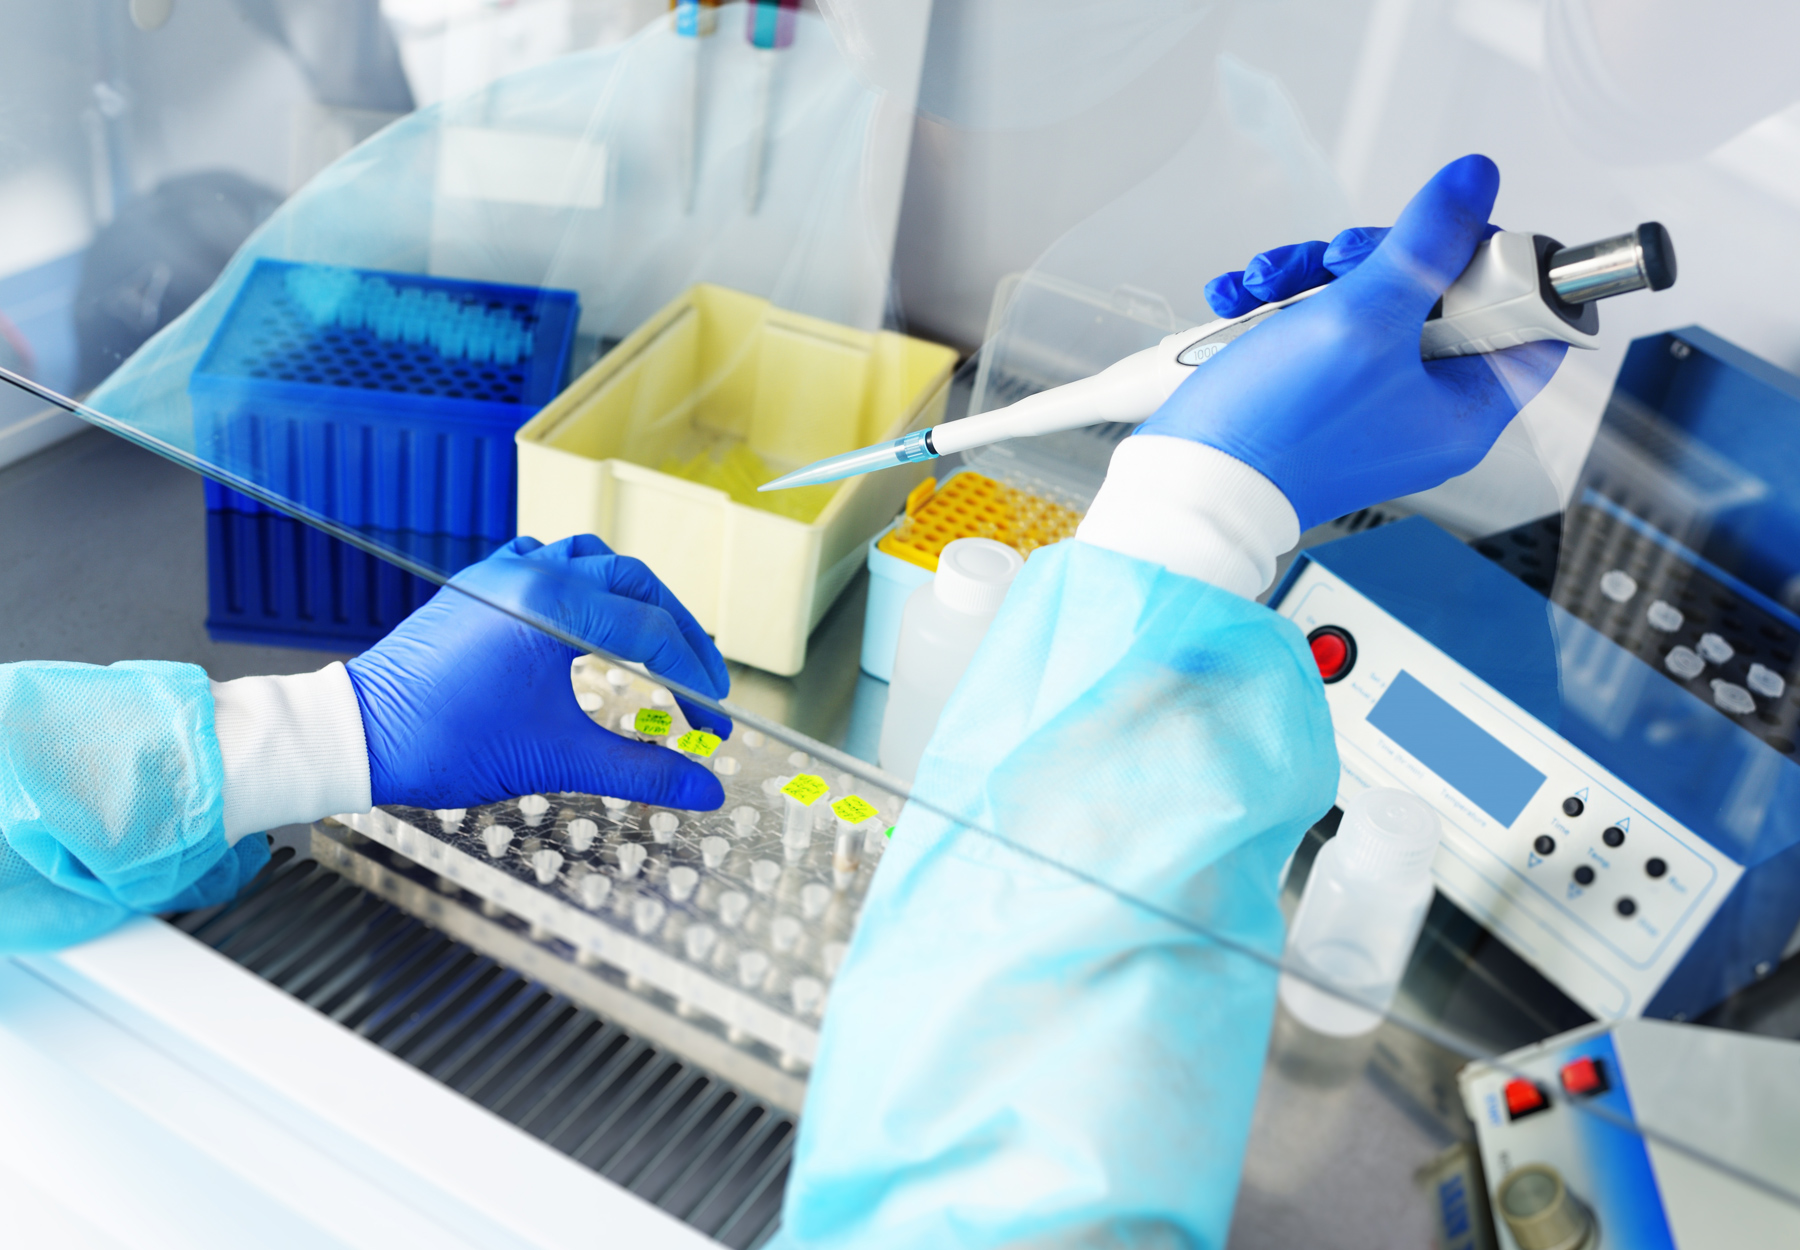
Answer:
1367, 671, 1546, 826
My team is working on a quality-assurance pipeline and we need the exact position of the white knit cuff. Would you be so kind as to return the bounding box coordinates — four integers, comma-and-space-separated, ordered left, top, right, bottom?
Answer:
211, 663, 373, 844
1074, 435, 1301, 598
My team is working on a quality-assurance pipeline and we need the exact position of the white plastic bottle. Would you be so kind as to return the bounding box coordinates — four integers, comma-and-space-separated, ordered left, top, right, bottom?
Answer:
878, 537, 1024, 783
1278, 787, 1442, 1037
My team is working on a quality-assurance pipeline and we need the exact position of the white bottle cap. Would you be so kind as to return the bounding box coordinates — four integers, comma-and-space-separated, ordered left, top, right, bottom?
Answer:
1336, 788, 1441, 877
931, 538, 1024, 616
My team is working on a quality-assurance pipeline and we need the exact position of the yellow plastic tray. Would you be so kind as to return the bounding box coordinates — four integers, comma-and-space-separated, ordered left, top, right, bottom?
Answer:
515, 284, 957, 676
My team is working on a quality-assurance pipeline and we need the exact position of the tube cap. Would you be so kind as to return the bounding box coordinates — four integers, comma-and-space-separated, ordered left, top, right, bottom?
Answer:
1336, 788, 1442, 878
932, 538, 1024, 616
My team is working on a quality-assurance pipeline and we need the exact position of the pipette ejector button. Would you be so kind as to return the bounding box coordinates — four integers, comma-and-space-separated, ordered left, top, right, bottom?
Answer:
1547, 222, 1677, 304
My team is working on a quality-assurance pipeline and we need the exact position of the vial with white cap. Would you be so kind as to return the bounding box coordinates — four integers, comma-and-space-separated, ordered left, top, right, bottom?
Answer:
878, 537, 1025, 783
1277, 787, 1442, 1038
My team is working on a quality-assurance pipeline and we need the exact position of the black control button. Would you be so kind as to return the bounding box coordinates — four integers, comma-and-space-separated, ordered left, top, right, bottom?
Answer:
1645, 857, 1668, 879
1617, 897, 1638, 917
1562, 797, 1585, 817
1574, 865, 1596, 886
1534, 834, 1556, 856
1603, 826, 1625, 848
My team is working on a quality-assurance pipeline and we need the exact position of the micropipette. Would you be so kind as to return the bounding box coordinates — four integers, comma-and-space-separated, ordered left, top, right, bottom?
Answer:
673, 0, 720, 212
759, 224, 1677, 492
744, 0, 798, 214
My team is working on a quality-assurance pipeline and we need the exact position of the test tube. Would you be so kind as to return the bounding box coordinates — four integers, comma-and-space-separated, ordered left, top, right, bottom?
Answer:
580, 873, 613, 910
650, 811, 680, 844
800, 882, 831, 920
718, 889, 750, 927
518, 794, 551, 827
601, 796, 631, 818
770, 915, 802, 953
790, 976, 825, 1019
617, 843, 648, 880
530, 848, 564, 885
737, 949, 771, 991
684, 923, 718, 963
668, 866, 700, 903
750, 859, 782, 894
435, 808, 466, 833
633, 897, 667, 936
701, 835, 730, 868
782, 793, 813, 860
481, 824, 514, 859
833, 813, 868, 890
731, 805, 760, 837
744, 0, 799, 213
566, 817, 599, 853
577, 690, 604, 714
606, 667, 633, 689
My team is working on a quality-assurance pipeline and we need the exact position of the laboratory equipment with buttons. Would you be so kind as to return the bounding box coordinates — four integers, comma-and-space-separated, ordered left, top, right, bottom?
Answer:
1271, 328, 1800, 1023
1458, 1019, 1800, 1249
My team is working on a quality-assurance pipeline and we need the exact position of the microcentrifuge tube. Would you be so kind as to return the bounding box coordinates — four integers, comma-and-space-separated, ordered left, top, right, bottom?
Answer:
713, 755, 740, 777
668, 866, 700, 903
1750, 663, 1787, 699
1697, 632, 1735, 665
787, 750, 809, 768
1599, 569, 1637, 603
790, 976, 825, 1018
782, 795, 812, 859
580, 873, 613, 910
518, 794, 551, 826
718, 890, 750, 928
701, 835, 730, 868
566, 818, 599, 853
761, 775, 787, 800
633, 897, 667, 936
1713, 679, 1756, 715
606, 667, 632, 689
741, 729, 765, 749
737, 949, 770, 990
832, 826, 864, 890
812, 793, 835, 834
649, 811, 680, 843
435, 808, 466, 831
577, 691, 604, 713
650, 687, 674, 708
684, 924, 718, 963
751, 859, 782, 894
731, 805, 760, 836
481, 824, 514, 858
770, 915, 802, 953
601, 796, 631, 815
822, 940, 848, 979
1647, 600, 1684, 632
800, 882, 831, 920
618, 713, 639, 734
531, 848, 564, 885
1666, 645, 1705, 679
617, 843, 648, 879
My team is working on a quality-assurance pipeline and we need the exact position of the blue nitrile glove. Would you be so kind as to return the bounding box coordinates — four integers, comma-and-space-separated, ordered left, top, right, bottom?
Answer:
1141, 154, 1568, 530
347, 534, 733, 812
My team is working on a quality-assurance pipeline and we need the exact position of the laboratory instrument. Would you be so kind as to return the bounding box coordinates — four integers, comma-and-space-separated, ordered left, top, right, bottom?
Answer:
1268, 332, 1800, 1022
744, 0, 799, 213
1459, 1019, 1800, 1248
1278, 787, 1442, 1037
760, 222, 1677, 493
877, 537, 1024, 783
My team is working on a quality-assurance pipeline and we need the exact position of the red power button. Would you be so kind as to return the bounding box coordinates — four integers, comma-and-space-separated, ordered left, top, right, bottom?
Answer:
1307, 626, 1356, 683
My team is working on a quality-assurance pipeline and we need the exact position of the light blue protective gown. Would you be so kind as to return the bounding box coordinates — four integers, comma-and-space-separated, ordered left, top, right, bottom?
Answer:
0, 661, 268, 952
771, 539, 1338, 1248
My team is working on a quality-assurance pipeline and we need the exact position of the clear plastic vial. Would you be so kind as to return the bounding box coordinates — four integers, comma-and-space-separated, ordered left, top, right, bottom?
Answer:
878, 538, 1024, 783
1277, 788, 1442, 1038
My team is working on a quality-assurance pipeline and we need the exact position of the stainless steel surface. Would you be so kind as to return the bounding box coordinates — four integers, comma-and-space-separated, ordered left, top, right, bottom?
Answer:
1547, 231, 1652, 304
170, 845, 794, 1249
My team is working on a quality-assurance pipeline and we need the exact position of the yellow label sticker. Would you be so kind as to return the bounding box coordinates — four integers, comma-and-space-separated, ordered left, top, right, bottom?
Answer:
634, 708, 674, 736
831, 795, 879, 825
781, 773, 829, 806
676, 730, 721, 757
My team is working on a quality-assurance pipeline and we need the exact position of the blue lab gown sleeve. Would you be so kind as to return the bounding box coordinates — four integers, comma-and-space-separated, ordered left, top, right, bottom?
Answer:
770, 538, 1339, 1249
0, 661, 269, 952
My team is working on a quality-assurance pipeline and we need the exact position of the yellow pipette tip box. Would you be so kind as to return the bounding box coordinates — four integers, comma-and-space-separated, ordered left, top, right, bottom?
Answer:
875, 470, 1083, 573
515, 283, 957, 677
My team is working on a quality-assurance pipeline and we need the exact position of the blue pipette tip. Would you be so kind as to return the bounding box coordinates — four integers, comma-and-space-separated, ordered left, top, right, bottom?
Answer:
759, 430, 938, 491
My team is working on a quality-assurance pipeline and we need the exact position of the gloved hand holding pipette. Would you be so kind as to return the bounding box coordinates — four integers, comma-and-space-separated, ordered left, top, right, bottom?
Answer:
1131, 153, 1565, 529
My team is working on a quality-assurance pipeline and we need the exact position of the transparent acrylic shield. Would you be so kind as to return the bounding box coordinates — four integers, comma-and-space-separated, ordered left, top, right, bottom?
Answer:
4, 2, 1800, 1246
